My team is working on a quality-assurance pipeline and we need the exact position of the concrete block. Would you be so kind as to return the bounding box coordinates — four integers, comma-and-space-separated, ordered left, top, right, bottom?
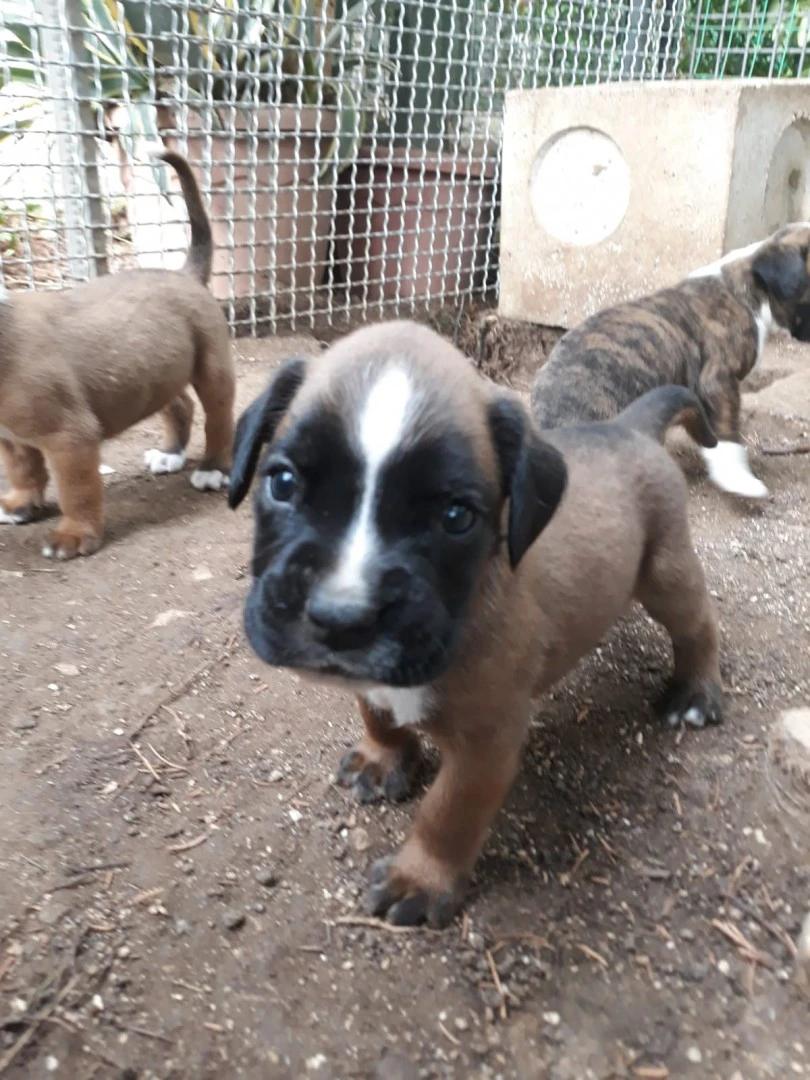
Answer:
499, 79, 810, 328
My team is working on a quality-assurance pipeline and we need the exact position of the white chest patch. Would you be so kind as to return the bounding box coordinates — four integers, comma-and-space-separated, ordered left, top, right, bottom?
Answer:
753, 299, 774, 369
325, 366, 415, 602
364, 685, 436, 728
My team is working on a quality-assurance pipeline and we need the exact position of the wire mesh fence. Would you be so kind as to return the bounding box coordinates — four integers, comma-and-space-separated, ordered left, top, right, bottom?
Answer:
0, 0, 804, 335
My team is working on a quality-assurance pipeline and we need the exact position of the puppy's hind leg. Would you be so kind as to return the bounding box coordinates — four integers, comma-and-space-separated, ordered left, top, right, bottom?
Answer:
636, 522, 724, 729
189, 338, 235, 493
0, 440, 49, 524
144, 391, 194, 476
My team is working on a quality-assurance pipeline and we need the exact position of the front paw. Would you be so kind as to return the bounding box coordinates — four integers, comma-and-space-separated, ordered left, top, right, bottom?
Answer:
367, 852, 468, 929
42, 521, 102, 560
660, 678, 724, 728
336, 734, 421, 804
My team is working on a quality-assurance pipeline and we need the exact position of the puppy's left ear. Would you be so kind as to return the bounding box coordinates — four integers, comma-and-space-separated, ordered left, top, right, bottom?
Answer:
488, 396, 567, 569
228, 358, 307, 510
752, 242, 808, 301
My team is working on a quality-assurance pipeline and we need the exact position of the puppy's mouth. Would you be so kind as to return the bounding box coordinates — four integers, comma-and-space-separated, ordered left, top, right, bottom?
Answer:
242, 587, 453, 688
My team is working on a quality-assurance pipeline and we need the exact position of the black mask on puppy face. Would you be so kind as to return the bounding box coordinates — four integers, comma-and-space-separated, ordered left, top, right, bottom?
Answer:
230, 360, 567, 688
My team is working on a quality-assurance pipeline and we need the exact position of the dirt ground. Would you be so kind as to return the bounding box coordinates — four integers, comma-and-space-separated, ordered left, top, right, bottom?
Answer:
1, 326, 809, 1080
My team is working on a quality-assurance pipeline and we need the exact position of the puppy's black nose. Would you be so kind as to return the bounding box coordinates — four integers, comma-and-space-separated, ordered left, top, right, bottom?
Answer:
306, 592, 378, 649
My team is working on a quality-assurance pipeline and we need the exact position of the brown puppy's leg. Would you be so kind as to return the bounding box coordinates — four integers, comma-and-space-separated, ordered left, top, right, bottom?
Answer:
636, 528, 723, 728
190, 341, 235, 492
143, 391, 194, 476
42, 443, 104, 560
698, 369, 768, 498
336, 698, 422, 803
367, 711, 526, 928
0, 441, 49, 524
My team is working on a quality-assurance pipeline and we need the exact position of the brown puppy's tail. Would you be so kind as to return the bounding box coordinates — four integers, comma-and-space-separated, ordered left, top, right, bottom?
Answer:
617, 386, 718, 448
159, 151, 212, 285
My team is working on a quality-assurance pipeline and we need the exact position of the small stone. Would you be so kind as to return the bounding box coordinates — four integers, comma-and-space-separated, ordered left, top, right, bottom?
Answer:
174, 919, 192, 936
117, 946, 131, 959
45, 1057, 59, 1072
221, 910, 245, 932
349, 827, 371, 853
13, 716, 37, 731
454, 1016, 469, 1032
542, 1011, 561, 1027
91, 994, 104, 1012
306, 1053, 327, 1071
255, 869, 278, 888
718, 958, 731, 976
288, 809, 303, 824
686, 1046, 703, 1065
54, 663, 80, 677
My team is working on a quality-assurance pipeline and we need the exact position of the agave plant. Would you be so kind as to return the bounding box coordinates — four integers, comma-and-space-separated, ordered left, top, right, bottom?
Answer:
83, 0, 396, 174
2, 0, 394, 172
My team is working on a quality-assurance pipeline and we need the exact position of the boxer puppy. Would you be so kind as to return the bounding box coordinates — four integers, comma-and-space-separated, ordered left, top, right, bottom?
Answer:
230, 320, 723, 927
0, 151, 234, 559
531, 223, 810, 499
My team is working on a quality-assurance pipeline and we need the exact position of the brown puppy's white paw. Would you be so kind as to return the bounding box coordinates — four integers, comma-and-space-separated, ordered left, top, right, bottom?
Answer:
144, 448, 186, 475
661, 679, 724, 729
190, 468, 229, 492
366, 852, 467, 929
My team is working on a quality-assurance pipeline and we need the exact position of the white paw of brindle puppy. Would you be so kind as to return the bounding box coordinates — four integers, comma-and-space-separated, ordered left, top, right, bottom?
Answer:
229, 321, 725, 928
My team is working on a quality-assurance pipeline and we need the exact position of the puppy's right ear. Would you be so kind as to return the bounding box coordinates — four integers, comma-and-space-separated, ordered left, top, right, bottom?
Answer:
751, 242, 807, 301
228, 358, 307, 509
487, 395, 568, 569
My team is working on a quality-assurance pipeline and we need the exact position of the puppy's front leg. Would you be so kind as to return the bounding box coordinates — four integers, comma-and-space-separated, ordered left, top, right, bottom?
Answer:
336, 697, 422, 804
42, 443, 104, 560
0, 440, 49, 524
367, 710, 525, 928
698, 370, 768, 499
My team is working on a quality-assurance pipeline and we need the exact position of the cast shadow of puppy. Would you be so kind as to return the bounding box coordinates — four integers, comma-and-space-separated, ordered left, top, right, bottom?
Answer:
0, 469, 223, 565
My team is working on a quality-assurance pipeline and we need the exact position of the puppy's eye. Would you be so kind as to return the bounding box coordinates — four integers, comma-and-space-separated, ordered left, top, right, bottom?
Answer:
265, 467, 297, 503
442, 502, 476, 536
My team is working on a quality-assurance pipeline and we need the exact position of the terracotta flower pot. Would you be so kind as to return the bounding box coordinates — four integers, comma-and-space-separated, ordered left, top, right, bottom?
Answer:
131, 104, 337, 305
345, 147, 494, 304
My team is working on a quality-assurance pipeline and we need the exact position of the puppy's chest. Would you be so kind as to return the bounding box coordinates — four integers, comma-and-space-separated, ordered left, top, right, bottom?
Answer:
363, 686, 436, 728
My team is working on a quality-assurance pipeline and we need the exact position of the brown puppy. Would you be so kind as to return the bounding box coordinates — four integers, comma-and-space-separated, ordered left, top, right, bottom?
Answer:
531, 223, 810, 500
0, 152, 235, 559
229, 320, 723, 927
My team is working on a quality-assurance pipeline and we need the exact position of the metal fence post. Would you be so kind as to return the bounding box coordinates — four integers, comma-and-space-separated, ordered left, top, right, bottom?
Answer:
35, 0, 108, 281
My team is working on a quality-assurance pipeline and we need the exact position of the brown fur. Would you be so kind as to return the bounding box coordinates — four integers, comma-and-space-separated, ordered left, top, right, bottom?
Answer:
0, 152, 235, 559
235, 321, 723, 927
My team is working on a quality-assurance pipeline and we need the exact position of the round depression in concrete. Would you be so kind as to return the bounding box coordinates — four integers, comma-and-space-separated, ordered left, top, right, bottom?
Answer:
764, 117, 810, 233
530, 126, 631, 247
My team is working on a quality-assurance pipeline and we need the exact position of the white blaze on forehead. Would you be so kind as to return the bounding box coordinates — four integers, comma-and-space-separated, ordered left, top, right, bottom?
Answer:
325, 365, 414, 600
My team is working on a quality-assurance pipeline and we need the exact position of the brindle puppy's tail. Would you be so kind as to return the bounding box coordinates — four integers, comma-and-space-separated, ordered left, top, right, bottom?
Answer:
159, 151, 213, 286
617, 386, 717, 448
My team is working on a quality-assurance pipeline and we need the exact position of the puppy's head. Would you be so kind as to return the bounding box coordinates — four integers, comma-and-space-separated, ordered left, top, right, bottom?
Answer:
750, 223, 810, 341
229, 321, 567, 688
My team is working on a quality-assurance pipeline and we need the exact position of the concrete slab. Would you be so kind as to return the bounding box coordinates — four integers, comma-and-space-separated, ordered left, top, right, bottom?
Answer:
500, 79, 810, 328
